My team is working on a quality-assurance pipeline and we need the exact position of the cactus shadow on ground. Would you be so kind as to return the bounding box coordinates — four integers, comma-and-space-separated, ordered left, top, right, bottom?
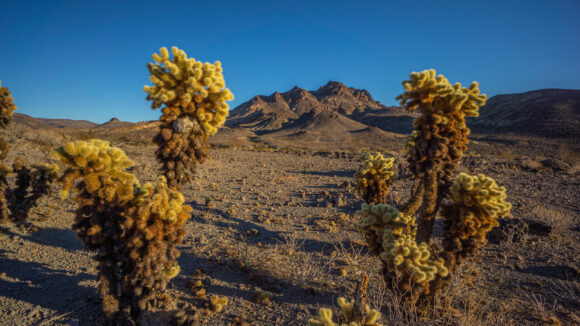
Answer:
0, 250, 100, 321
0, 227, 82, 252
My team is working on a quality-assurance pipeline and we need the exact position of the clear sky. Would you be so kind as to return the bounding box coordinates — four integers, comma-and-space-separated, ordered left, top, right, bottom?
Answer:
1, 0, 579, 123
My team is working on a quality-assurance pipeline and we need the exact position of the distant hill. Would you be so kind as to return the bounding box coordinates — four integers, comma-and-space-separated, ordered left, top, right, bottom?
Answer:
12, 113, 98, 129
94, 117, 135, 130
470, 89, 580, 139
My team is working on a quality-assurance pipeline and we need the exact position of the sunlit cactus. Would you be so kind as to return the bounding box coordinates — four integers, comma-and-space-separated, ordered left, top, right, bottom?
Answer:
440, 173, 511, 272
396, 69, 487, 243
308, 297, 382, 326
354, 70, 510, 306
354, 152, 395, 204
144, 46, 234, 188
53, 139, 192, 324
355, 204, 447, 296
0, 80, 17, 160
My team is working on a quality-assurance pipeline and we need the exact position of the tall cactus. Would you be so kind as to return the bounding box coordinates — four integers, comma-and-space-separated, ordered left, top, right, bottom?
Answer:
354, 70, 511, 304
397, 69, 487, 243
53, 139, 192, 324
144, 47, 234, 188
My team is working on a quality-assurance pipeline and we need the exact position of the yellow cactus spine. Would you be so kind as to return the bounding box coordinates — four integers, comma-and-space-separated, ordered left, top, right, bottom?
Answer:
354, 151, 395, 204
144, 46, 234, 188
53, 139, 192, 324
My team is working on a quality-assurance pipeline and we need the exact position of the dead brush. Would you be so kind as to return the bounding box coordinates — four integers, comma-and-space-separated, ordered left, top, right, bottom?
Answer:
526, 292, 560, 325
332, 239, 373, 270
549, 279, 580, 310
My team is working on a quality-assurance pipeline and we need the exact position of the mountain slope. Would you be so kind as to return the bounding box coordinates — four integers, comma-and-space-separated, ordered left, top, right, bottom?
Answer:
12, 113, 98, 129
227, 81, 415, 135
470, 89, 580, 139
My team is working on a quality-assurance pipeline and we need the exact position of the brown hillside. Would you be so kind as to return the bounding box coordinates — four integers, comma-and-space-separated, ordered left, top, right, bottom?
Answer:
226, 81, 415, 136
470, 89, 580, 139
12, 113, 98, 129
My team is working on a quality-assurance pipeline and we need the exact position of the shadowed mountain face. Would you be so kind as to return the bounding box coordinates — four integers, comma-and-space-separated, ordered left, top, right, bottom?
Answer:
470, 89, 580, 139
226, 81, 416, 135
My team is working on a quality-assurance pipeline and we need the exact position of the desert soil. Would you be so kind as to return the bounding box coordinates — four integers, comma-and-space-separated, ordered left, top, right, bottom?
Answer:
0, 134, 579, 326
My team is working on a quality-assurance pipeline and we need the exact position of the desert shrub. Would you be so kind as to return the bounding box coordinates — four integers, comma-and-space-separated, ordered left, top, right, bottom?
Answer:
0, 81, 59, 225
144, 46, 234, 188
53, 139, 192, 324
353, 152, 395, 204
354, 70, 511, 305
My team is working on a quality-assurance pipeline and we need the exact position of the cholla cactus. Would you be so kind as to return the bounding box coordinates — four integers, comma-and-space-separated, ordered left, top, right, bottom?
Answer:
308, 297, 382, 326
396, 69, 487, 243
0, 82, 58, 225
53, 139, 192, 324
355, 204, 447, 295
4, 160, 59, 223
144, 46, 234, 188
0, 80, 17, 160
440, 173, 511, 272
0, 81, 16, 223
354, 71, 510, 306
354, 152, 395, 204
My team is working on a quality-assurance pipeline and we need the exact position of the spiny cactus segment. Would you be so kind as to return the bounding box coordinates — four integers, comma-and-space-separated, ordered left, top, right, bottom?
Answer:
144, 46, 234, 188
53, 139, 192, 324
354, 152, 395, 204
355, 204, 448, 295
441, 173, 511, 272
308, 297, 382, 326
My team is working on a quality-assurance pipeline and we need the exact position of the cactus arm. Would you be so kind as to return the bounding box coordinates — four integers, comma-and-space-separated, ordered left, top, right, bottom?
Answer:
400, 178, 424, 216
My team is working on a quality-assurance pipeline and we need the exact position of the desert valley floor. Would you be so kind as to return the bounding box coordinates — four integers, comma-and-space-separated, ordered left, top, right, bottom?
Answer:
0, 132, 579, 326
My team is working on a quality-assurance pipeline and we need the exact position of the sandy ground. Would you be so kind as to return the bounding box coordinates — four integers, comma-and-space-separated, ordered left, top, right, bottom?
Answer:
0, 135, 579, 325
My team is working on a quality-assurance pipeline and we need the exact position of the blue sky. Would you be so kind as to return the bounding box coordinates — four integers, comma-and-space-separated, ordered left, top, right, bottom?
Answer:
1, 0, 579, 123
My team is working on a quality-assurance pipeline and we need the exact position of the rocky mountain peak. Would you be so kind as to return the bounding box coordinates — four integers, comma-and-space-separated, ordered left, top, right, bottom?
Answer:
227, 81, 393, 131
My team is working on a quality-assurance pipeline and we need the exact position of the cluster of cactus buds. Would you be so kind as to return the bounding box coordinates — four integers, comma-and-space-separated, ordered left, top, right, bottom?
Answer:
53, 139, 192, 325
0, 82, 58, 225
354, 152, 395, 204
144, 47, 234, 188
355, 204, 448, 296
440, 173, 511, 272
308, 297, 382, 326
